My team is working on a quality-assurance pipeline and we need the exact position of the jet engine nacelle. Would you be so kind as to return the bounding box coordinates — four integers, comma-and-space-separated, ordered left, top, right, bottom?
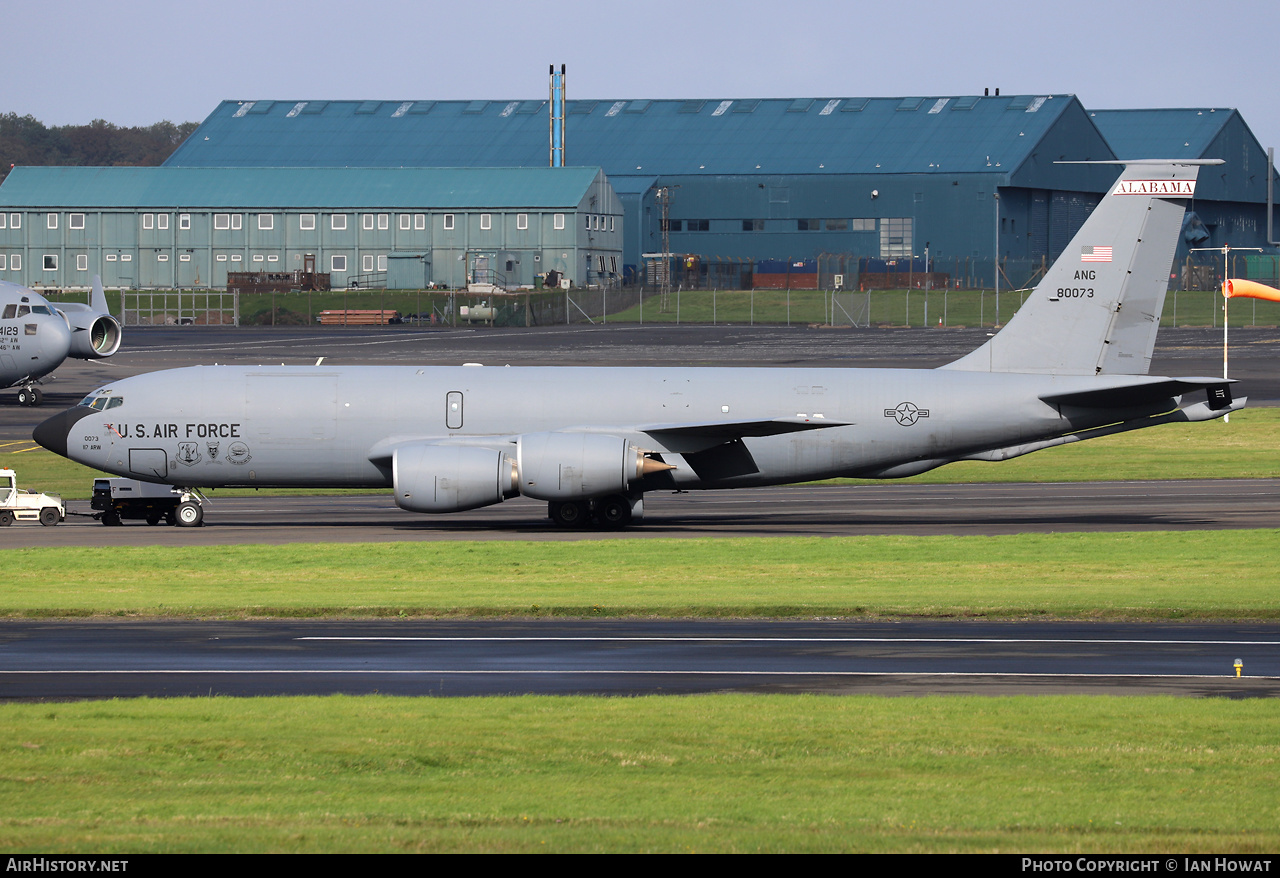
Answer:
59, 309, 122, 359
517, 431, 655, 501
393, 444, 519, 513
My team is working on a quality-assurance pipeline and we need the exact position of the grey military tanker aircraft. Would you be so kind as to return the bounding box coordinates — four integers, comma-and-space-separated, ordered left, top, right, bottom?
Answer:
34, 160, 1242, 528
2, 276, 122, 405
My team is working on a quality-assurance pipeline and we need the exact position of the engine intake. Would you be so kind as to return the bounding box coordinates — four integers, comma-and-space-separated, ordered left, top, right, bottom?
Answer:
393, 444, 518, 513
63, 312, 122, 359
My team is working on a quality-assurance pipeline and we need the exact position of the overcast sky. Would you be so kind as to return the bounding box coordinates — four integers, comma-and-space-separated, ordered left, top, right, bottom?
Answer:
7, 0, 1278, 154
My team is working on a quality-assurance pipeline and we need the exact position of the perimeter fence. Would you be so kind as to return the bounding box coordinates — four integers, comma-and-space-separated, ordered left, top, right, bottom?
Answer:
34, 253, 1280, 329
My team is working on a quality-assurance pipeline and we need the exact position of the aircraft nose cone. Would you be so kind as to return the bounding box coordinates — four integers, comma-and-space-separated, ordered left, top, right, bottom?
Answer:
33, 406, 91, 458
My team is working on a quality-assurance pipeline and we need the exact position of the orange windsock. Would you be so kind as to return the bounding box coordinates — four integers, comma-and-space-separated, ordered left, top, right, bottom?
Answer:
1224, 279, 1280, 302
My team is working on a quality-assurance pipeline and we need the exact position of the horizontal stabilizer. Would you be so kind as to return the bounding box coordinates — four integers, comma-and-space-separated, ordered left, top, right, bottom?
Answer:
1040, 377, 1234, 409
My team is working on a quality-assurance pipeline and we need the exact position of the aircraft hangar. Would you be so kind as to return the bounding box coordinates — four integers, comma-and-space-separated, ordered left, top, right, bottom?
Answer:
0, 93, 1274, 291
160, 94, 1279, 286
0, 166, 622, 291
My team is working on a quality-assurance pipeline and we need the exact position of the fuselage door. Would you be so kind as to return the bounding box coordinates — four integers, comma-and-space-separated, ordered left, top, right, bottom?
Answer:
129, 448, 169, 481
446, 391, 463, 430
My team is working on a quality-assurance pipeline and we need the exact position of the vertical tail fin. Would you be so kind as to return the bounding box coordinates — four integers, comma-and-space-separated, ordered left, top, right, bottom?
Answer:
90, 275, 108, 315
942, 160, 1217, 376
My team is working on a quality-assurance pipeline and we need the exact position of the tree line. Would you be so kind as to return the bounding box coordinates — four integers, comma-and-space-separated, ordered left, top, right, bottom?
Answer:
0, 114, 199, 183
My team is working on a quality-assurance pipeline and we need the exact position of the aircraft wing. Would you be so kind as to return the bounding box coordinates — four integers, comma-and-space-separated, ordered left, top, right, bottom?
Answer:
1040, 377, 1234, 410
636, 416, 852, 453
364, 416, 852, 464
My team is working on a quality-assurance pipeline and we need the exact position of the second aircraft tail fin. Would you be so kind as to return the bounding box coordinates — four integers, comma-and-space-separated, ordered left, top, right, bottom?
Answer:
943, 160, 1216, 376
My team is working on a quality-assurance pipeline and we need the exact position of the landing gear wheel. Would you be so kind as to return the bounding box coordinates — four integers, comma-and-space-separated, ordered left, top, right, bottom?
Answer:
38, 507, 59, 527
0, 510, 12, 526
549, 500, 590, 529
175, 501, 203, 528
17, 387, 41, 406
595, 494, 634, 530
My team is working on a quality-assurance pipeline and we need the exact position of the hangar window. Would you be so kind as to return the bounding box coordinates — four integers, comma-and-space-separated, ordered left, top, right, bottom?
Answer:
0, 214, 6, 228
231, 254, 242, 262
47, 213, 58, 230
826, 219, 848, 231
76, 254, 88, 270
120, 254, 131, 262
43, 254, 57, 270
377, 254, 387, 271
331, 255, 347, 272
331, 214, 347, 231
852, 218, 875, 232
180, 214, 191, 230
481, 214, 492, 230
399, 214, 411, 230
232, 215, 242, 230
743, 220, 764, 231
553, 213, 564, 230
610, 216, 615, 232
70, 213, 85, 230
142, 214, 154, 230
216, 254, 227, 261
268, 255, 278, 262
443, 214, 455, 230
377, 214, 389, 230
797, 219, 819, 231
253, 254, 264, 262
299, 214, 315, 230
157, 254, 169, 262
180, 254, 191, 262
687, 220, 709, 231
661, 219, 681, 232
363, 254, 374, 272
10, 214, 19, 229
106, 254, 117, 262
9, 254, 18, 270
258, 214, 274, 230
880, 217, 913, 258
517, 214, 528, 230
0, 255, 6, 270
414, 214, 425, 230
158, 214, 168, 230
214, 214, 231, 230
363, 214, 374, 230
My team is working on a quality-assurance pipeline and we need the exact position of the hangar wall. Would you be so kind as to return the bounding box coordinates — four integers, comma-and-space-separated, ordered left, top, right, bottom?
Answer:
0, 167, 622, 290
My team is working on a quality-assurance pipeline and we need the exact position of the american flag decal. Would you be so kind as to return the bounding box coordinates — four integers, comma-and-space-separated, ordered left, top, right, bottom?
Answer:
1081, 245, 1113, 263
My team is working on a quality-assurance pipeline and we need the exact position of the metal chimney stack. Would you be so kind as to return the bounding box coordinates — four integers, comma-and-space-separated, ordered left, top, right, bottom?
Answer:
549, 64, 565, 167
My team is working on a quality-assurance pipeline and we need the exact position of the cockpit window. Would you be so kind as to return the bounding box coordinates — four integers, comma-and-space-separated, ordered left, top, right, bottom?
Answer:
16, 305, 29, 317
2, 304, 14, 319
30, 305, 52, 315
80, 394, 122, 410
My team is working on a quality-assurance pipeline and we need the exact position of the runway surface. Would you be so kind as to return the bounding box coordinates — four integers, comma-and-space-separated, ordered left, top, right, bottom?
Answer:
2, 619, 1277, 700
3, 323, 1277, 701
6, 479, 1279, 546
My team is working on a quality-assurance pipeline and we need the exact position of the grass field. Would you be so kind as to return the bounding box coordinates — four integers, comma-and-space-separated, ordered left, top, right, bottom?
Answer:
1, 695, 1277, 853
4, 529, 1278, 620
3, 385, 1277, 853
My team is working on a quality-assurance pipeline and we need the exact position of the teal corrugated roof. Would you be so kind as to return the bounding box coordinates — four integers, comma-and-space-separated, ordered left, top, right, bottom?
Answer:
0, 166, 603, 209
164, 95, 1084, 175
1090, 108, 1234, 160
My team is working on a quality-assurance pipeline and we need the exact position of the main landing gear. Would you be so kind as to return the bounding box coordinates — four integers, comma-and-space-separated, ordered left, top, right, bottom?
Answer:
15, 385, 42, 407
548, 494, 641, 530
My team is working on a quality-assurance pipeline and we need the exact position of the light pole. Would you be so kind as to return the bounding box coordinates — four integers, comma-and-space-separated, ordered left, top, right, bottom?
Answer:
993, 192, 1000, 326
